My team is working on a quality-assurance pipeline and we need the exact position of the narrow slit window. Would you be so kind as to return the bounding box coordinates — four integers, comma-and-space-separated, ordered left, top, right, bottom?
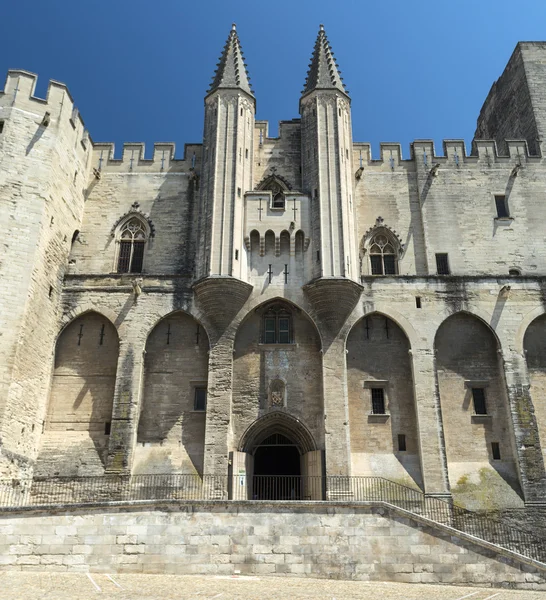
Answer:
491, 442, 501, 460
194, 388, 207, 411
472, 388, 487, 415
415, 296, 422, 308
436, 253, 450, 275
495, 195, 509, 218
398, 434, 407, 452
371, 388, 386, 415
0, 121, 4, 134
104, 422, 111, 435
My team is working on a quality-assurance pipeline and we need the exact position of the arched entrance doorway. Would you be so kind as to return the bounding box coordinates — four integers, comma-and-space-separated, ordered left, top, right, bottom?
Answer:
253, 433, 301, 500
231, 413, 323, 500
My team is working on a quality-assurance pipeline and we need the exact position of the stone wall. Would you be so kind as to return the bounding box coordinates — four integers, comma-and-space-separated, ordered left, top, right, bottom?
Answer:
0, 71, 91, 478
435, 312, 521, 509
0, 502, 544, 589
134, 311, 209, 475
347, 315, 421, 487
524, 313, 546, 463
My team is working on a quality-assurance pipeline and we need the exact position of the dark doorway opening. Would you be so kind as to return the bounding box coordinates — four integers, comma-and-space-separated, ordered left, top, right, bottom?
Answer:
253, 433, 301, 500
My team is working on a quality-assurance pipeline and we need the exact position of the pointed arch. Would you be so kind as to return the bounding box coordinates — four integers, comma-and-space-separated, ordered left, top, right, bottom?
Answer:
255, 173, 292, 192
346, 311, 421, 487
47, 311, 119, 434
110, 201, 155, 238
239, 412, 316, 454
137, 309, 209, 475
434, 310, 520, 506
523, 312, 546, 465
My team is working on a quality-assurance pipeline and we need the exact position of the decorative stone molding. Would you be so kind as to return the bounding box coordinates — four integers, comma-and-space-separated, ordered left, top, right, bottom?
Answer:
110, 202, 155, 238
361, 217, 404, 256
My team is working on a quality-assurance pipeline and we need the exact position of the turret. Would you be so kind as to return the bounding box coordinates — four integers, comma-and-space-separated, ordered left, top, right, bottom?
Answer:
300, 25, 358, 283
198, 23, 255, 281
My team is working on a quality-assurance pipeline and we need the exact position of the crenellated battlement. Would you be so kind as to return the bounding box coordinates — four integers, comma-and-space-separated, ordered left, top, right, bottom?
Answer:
0, 70, 90, 155
353, 138, 544, 172
91, 142, 203, 174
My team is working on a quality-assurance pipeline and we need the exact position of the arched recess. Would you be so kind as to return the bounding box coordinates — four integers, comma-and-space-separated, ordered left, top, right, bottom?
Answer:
435, 312, 522, 508
232, 299, 323, 456
346, 313, 422, 488
135, 311, 209, 475
523, 313, 546, 461
37, 312, 119, 476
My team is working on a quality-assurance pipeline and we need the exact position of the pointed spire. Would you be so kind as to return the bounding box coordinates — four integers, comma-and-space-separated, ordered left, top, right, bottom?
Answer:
301, 24, 348, 97
207, 23, 254, 97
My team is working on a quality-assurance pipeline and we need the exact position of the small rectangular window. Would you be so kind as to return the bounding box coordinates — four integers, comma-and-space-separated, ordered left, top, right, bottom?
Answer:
491, 442, 501, 460
370, 255, 383, 275
264, 318, 276, 344
371, 388, 386, 415
0, 120, 4, 134
495, 195, 509, 218
472, 388, 487, 415
398, 434, 407, 452
436, 253, 450, 275
237, 187, 241, 197
104, 422, 111, 435
415, 297, 422, 309
194, 388, 207, 411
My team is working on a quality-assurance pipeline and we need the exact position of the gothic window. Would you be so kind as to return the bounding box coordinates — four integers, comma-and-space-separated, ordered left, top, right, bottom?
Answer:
116, 217, 147, 274
369, 233, 397, 275
262, 305, 293, 344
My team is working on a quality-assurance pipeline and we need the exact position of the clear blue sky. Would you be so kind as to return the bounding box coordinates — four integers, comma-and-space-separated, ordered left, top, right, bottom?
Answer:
2, 0, 546, 159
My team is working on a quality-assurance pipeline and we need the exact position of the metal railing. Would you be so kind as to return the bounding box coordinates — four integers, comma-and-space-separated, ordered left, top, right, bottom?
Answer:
0, 474, 228, 507
0, 474, 543, 563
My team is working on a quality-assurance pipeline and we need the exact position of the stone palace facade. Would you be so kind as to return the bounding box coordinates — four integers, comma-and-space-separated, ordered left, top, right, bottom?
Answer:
1, 25, 546, 510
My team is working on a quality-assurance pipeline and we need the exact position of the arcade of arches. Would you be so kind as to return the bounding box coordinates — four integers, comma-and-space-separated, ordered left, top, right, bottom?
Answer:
35, 307, 546, 506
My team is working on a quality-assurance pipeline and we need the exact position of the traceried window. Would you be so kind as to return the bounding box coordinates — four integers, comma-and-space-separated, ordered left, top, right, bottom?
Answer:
117, 218, 147, 274
262, 305, 293, 344
369, 233, 397, 275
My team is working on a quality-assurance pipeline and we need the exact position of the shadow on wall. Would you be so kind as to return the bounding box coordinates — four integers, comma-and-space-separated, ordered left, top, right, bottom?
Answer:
39, 311, 119, 476
346, 313, 423, 490
136, 311, 209, 475
435, 312, 523, 508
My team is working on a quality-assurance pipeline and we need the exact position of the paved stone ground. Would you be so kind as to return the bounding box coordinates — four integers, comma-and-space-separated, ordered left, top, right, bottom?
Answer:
1, 573, 545, 600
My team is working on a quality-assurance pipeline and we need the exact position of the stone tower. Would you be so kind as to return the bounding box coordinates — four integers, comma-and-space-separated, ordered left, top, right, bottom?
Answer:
0, 71, 91, 478
300, 25, 358, 283
198, 23, 255, 282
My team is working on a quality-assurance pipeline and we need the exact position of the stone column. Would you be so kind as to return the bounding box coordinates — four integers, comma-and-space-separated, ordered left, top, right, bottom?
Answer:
322, 337, 352, 480
410, 348, 451, 497
502, 350, 546, 503
105, 340, 144, 474
202, 336, 234, 499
